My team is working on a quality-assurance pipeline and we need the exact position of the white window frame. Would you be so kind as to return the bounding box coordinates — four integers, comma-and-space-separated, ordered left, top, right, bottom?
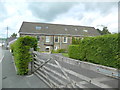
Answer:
46, 36, 50, 42
36, 26, 41, 30
54, 36, 59, 43
83, 30, 88, 32
63, 37, 67, 43
45, 46, 50, 51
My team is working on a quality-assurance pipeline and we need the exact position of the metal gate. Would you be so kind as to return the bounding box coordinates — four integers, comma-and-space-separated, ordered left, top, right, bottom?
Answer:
31, 51, 82, 88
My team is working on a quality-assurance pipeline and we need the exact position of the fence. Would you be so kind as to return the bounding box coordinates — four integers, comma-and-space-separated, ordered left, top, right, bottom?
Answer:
28, 51, 119, 88
31, 51, 81, 88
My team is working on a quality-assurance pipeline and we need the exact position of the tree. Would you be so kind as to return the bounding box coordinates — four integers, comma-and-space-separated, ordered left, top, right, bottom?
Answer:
102, 27, 111, 35
96, 26, 111, 35
11, 33, 17, 37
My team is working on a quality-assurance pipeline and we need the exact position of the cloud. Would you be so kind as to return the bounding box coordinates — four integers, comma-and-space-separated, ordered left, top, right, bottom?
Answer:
0, 2, 45, 38
52, 2, 118, 33
0, 1, 118, 38
28, 2, 78, 21
0, 3, 8, 21
83, 2, 117, 16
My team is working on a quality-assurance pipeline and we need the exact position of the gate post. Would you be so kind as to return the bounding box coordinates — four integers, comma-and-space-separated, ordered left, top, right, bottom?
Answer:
28, 48, 34, 75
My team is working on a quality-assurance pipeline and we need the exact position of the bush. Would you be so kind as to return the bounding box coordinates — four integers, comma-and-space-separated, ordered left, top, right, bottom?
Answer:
68, 45, 80, 60
57, 49, 66, 53
72, 37, 81, 45
69, 34, 120, 69
10, 36, 37, 75
52, 49, 66, 53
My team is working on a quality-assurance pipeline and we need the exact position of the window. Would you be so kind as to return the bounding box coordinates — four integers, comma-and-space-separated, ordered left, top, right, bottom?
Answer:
65, 28, 67, 31
55, 36, 59, 43
83, 30, 88, 32
45, 46, 50, 51
46, 26, 48, 29
75, 28, 78, 31
54, 46, 58, 50
46, 36, 50, 42
36, 26, 41, 30
63, 37, 67, 43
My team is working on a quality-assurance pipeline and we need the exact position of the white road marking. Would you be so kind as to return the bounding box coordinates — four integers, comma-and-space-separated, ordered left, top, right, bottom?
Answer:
0, 55, 4, 63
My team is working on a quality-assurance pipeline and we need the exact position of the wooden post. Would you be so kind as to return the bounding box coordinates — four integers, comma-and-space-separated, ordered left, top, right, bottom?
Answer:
28, 48, 34, 75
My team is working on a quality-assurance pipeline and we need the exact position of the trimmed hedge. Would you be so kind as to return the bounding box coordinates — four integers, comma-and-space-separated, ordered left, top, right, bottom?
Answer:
52, 49, 67, 53
10, 36, 37, 75
69, 34, 120, 69
68, 45, 80, 60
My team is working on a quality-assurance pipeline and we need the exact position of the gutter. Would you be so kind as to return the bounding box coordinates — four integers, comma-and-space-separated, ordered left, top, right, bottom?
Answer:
19, 32, 95, 37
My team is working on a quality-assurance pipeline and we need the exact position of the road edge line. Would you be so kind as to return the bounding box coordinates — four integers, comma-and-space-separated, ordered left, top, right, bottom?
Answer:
0, 55, 4, 63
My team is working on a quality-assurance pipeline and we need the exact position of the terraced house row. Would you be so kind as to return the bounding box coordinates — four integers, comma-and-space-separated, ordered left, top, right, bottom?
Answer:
19, 22, 100, 52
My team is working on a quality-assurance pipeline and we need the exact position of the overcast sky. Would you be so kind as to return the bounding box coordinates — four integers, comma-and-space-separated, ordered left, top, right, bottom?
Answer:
0, 0, 119, 38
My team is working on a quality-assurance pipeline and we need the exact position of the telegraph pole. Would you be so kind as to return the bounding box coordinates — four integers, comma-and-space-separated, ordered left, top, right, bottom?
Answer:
6, 26, 8, 49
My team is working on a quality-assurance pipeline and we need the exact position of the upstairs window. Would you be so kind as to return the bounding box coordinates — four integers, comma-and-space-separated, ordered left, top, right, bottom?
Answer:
63, 37, 67, 43
36, 26, 41, 30
83, 30, 88, 32
46, 36, 50, 42
65, 28, 68, 31
55, 36, 59, 43
46, 26, 48, 29
75, 28, 78, 31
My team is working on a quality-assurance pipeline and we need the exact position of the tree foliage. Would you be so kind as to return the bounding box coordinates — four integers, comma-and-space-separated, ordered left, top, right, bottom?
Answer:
11, 33, 17, 37
96, 26, 111, 35
72, 37, 81, 45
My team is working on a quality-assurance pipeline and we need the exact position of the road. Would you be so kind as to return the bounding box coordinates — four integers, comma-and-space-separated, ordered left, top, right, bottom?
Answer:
2, 50, 49, 88
0, 46, 4, 61
0, 46, 4, 89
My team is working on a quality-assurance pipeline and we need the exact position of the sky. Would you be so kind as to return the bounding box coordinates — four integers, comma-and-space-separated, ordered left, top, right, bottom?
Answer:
0, 0, 119, 38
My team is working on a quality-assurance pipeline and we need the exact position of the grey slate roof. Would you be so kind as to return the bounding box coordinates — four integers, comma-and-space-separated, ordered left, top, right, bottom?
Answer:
19, 21, 100, 37
8, 37, 17, 43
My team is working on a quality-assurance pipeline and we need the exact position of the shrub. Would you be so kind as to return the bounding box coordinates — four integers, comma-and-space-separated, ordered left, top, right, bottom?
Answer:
72, 37, 81, 45
68, 45, 80, 60
51, 50, 58, 53
52, 49, 66, 53
69, 34, 120, 69
57, 49, 66, 53
10, 36, 37, 75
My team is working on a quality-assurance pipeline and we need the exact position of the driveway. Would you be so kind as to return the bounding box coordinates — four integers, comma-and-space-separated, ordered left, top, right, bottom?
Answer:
35, 53, 119, 89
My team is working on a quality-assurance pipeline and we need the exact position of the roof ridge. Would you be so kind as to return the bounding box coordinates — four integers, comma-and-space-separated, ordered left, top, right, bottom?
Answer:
23, 21, 95, 28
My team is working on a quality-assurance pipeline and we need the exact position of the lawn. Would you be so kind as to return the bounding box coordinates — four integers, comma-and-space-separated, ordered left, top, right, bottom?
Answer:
62, 53, 69, 57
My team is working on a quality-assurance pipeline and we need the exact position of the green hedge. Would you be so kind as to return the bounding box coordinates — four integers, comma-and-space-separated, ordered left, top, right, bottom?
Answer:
68, 45, 80, 60
69, 34, 120, 69
72, 37, 81, 45
52, 49, 67, 53
10, 36, 37, 75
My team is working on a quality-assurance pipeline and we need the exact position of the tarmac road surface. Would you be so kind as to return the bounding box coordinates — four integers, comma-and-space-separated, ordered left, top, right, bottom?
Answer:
2, 50, 49, 88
